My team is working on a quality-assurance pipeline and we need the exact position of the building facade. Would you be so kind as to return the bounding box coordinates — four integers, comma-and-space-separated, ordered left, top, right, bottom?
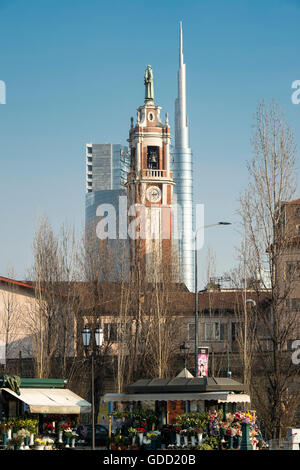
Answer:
85, 143, 129, 194
85, 143, 130, 259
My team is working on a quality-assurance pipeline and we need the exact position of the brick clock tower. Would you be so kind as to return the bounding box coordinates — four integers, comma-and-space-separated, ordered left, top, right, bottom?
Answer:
127, 65, 175, 278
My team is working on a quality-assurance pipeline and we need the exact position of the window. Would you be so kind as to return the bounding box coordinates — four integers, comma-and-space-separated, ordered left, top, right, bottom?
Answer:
231, 322, 239, 342
295, 207, 300, 218
147, 146, 159, 169
286, 298, 300, 311
286, 261, 300, 280
87, 146, 92, 154
104, 322, 132, 342
201, 322, 228, 341
188, 323, 195, 341
87, 156, 92, 162
87, 181, 92, 187
87, 165, 92, 172
104, 323, 118, 342
130, 148, 136, 170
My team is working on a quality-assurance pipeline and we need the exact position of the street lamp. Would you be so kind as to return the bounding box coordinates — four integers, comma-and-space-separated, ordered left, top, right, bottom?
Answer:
180, 341, 190, 369
194, 222, 232, 378
81, 322, 104, 450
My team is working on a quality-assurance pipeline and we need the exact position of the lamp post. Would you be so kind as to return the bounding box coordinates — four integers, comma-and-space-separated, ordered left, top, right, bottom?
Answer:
81, 323, 104, 451
194, 222, 231, 378
243, 298, 256, 385
180, 341, 190, 369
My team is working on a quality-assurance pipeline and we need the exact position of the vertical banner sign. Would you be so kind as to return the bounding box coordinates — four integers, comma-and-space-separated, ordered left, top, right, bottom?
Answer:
197, 347, 209, 377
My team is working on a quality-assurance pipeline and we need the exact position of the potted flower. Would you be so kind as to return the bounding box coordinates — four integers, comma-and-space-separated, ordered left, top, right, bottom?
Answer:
180, 429, 189, 447
114, 434, 128, 450
174, 427, 182, 447
57, 423, 69, 443
23, 419, 38, 446
136, 427, 145, 446
64, 427, 74, 448
226, 426, 236, 449
44, 423, 55, 434
11, 435, 24, 451
188, 428, 197, 446
128, 427, 138, 446
71, 430, 78, 448
234, 427, 242, 449
195, 427, 204, 445
17, 428, 31, 449
145, 431, 159, 450
34, 438, 46, 450
44, 437, 55, 450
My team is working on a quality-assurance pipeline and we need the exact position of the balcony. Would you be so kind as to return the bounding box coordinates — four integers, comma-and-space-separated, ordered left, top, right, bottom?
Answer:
142, 169, 167, 179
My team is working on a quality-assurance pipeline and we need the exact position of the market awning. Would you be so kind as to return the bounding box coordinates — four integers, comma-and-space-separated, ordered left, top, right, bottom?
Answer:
218, 393, 251, 403
1, 388, 91, 414
102, 392, 251, 403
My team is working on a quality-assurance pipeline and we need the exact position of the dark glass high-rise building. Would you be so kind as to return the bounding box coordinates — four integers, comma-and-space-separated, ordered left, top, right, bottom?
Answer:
85, 144, 130, 273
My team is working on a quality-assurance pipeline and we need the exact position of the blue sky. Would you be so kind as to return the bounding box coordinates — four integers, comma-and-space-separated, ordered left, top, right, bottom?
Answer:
0, 0, 299, 287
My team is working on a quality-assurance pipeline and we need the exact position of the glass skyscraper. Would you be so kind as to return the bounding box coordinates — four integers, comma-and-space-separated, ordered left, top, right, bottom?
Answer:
85, 143, 129, 254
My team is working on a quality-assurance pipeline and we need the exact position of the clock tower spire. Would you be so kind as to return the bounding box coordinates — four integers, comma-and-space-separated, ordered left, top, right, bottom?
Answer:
127, 66, 175, 279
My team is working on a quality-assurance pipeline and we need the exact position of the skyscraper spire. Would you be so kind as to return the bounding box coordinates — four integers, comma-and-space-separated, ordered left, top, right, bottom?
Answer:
175, 21, 189, 149
179, 20, 183, 67
172, 21, 194, 292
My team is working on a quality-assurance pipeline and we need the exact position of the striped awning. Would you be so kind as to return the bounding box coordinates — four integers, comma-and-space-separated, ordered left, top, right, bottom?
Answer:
1, 387, 91, 414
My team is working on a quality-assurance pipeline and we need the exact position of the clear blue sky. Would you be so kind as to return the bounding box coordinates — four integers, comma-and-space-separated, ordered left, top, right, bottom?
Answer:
0, 0, 299, 288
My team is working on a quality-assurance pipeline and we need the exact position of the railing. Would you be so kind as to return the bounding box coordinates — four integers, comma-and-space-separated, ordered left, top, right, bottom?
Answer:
143, 169, 166, 178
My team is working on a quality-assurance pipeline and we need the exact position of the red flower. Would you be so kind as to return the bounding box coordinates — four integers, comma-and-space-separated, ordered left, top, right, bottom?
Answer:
58, 423, 70, 430
44, 423, 54, 431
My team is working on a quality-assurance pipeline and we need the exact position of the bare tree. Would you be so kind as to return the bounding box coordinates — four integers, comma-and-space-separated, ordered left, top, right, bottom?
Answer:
238, 100, 300, 438
28, 216, 79, 379
0, 269, 21, 372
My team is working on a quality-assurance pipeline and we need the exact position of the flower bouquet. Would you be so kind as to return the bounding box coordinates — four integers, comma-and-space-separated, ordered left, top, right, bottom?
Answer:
57, 423, 70, 443
174, 427, 182, 447
195, 427, 204, 445
64, 427, 74, 447
44, 436, 55, 450
44, 423, 55, 434
11, 435, 25, 450
179, 429, 189, 447
187, 428, 197, 446
17, 428, 31, 449
34, 438, 47, 450
137, 427, 146, 446
128, 427, 138, 446
114, 434, 129, 450
70, 431, 78, 448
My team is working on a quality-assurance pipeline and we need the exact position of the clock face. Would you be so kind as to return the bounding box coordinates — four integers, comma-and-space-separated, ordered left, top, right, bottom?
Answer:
146, 186, 161, 203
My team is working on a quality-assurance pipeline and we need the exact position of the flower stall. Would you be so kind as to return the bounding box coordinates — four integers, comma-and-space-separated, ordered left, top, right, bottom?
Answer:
102, 372, 267, 450
0, 376, 91, 450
